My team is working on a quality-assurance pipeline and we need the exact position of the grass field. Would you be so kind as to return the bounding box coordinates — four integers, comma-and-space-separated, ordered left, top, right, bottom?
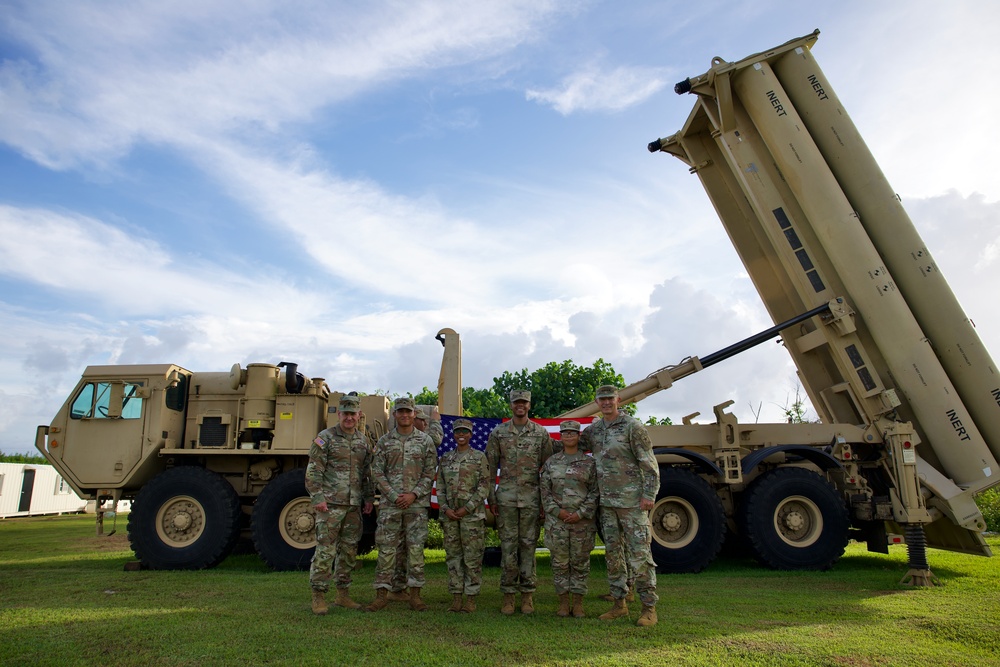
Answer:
1, 515, 998, 667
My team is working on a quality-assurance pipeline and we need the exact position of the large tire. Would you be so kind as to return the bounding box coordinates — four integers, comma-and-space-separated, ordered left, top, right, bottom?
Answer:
128, 466, 241, 570
649, 467, 726, 573
739, 467, 849, 570
251, 468, 316, 571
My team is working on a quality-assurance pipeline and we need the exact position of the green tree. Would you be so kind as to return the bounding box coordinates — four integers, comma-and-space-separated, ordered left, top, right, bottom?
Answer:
492, 358, 635, 418
644, 416, 673, 426
0, 450, 48, 464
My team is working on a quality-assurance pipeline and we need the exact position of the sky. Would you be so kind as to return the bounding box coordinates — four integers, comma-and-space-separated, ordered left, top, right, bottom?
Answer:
2, 0, 999, 455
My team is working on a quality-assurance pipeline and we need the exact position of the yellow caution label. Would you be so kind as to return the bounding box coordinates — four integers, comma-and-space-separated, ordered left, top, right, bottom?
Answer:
280, 412, 294, 420
248, 419, 261, 428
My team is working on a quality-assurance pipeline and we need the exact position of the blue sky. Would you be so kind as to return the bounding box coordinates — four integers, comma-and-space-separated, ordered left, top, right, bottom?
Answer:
2, 1, 999, 454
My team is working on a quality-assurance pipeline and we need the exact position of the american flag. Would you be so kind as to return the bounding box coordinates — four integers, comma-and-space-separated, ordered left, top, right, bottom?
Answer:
431, 415, 594, 508
436, 415, 595, 457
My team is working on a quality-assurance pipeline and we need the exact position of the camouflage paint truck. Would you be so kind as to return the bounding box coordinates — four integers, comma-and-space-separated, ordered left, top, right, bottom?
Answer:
559, 30, 997, 583
35, 329, 463, 570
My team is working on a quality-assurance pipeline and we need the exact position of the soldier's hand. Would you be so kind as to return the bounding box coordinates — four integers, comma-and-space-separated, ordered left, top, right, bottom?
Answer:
396, 492, 417, 509
314, 501, 329, 513
566, 512, 580, 524
490, 503, 499, 517
557, 509, 571, 522
640, 498, 655, 511
445, 509, 459, 521
455, 508, 468, 519
363, 501, 374, 515
431, 406, 440, 420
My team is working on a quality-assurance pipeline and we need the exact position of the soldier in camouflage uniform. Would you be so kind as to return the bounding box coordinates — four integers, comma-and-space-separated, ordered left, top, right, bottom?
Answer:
438, 418, 491, 613
385, 407, 445, 601
367, 397, 438, 612
540, 420, 598, 618
486, 389, 554, 615
305, 394, 374, 615
583, 384, 660, 627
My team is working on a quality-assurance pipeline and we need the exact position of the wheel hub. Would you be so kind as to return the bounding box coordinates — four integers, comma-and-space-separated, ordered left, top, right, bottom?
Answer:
172, 512, 193, 531
663, 512, 682, 532
279, 498, 318, 548
773, 495, 823, 548
651, 497, 699, 549
784, 511, 804, 531
154, 495, 206, 547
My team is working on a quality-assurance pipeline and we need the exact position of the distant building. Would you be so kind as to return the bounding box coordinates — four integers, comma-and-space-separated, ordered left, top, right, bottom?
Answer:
0, 462, 88, 518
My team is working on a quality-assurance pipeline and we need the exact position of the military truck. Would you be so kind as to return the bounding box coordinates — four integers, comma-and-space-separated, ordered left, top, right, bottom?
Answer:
35, 328, 463, 571
558, 30, 998, 583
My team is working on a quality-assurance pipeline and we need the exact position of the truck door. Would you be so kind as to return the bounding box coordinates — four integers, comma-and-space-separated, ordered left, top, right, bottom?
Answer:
59, 379, 148, 488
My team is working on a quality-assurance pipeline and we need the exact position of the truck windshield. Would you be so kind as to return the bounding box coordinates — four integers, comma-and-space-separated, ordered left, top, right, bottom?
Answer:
70, 381, 144, 420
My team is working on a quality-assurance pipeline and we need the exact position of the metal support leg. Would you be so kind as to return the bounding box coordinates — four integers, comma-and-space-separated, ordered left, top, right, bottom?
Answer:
899, 524, 938, 587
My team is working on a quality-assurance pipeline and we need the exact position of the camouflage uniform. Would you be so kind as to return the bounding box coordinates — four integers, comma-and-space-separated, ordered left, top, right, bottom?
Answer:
390, 411, 444, 595
371, 424, 437, 590
583, 410, 660, 606
485, 413, 554, 594
438, 442, 491, 595
305, 423, 373, 592
541, 450, 599, 595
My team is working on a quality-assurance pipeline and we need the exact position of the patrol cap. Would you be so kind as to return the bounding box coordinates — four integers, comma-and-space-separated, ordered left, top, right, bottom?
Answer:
414, 409, 429, 421
559, 420, 581, 433
509, 389, 531, 403
452, 418, 474, 432
338, 395, 361, 413
595, 384, 620, 399
393, 396, 416, 412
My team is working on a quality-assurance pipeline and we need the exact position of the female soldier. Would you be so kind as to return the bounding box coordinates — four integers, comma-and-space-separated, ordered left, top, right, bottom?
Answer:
437, 418, 492, 613
540, 420, 599, 618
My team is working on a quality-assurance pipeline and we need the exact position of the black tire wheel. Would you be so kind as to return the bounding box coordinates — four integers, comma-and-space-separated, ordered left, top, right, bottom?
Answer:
357, 508, 377, 556
251, 468, 316, 571
739, 467, 849, 570
128, 466, 241, 570
649, 467, 726, 573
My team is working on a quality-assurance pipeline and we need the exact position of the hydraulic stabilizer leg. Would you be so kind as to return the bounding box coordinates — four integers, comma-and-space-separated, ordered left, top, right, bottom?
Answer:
899, 524, 939, 587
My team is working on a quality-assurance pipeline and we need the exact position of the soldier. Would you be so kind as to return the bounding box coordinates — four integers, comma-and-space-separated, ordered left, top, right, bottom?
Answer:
305, 394, 374, 615
584, 384, 660, 627
437, 418, 492, 613
540, 420, 599, 618
367, 397, 438, 612
385, 406, 445, 602
485, 389, 554, 615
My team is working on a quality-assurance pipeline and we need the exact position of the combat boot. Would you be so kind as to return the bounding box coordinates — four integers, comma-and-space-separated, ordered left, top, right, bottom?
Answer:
311, 589, 328, 616
387, 589, 410, 602
520, 592, 535, 614
637, 605, 658, 627
461, 596, 477, 613
408, 587, 428, 612
625, 581, 635, 603
448, 594, 463, 612
599, 592, 615, 602
571, 594, 585, 618
598, 598, 629, 620
366, 588, 388, 613
333, 587, 361, 610
501, 593, 516, 615
556, 593, 570, 617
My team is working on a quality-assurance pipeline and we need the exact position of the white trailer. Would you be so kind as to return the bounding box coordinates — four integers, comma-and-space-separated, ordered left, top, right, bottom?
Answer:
0, 462, 87, 518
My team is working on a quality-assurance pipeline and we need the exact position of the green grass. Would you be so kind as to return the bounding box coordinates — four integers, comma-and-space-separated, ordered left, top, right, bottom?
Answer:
1, 516, 998, 667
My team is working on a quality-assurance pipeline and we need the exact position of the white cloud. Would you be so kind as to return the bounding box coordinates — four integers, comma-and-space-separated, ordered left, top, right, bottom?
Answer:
526, 63, 669, 114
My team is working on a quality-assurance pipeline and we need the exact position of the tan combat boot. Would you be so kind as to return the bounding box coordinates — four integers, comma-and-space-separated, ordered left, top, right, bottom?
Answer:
366, 588, 388, 613
333, 587, 361, 610
571, 594, 585, 618
311, 589, 328, 616
599, 592, 615, 602
556, 593, 570, 617
448, 594, 463, 612
637, 605, 658, 627
598, 598, 629, 620
520, 592, 535, 614
461, 595, 477, 613
625, 582, 635, 603
387, 589, 410, 602
501, 593, 516, 615
408, 587, 428, 612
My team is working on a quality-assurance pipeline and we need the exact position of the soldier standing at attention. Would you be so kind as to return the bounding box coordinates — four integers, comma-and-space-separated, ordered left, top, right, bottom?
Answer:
540, 420, 599, 618
385, 407, 445, 602
305, 394, 374, 615
585, 384, 660, 627
367, 397, 438, 612
486, 389, 554, 615
437, 418, 492, 613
